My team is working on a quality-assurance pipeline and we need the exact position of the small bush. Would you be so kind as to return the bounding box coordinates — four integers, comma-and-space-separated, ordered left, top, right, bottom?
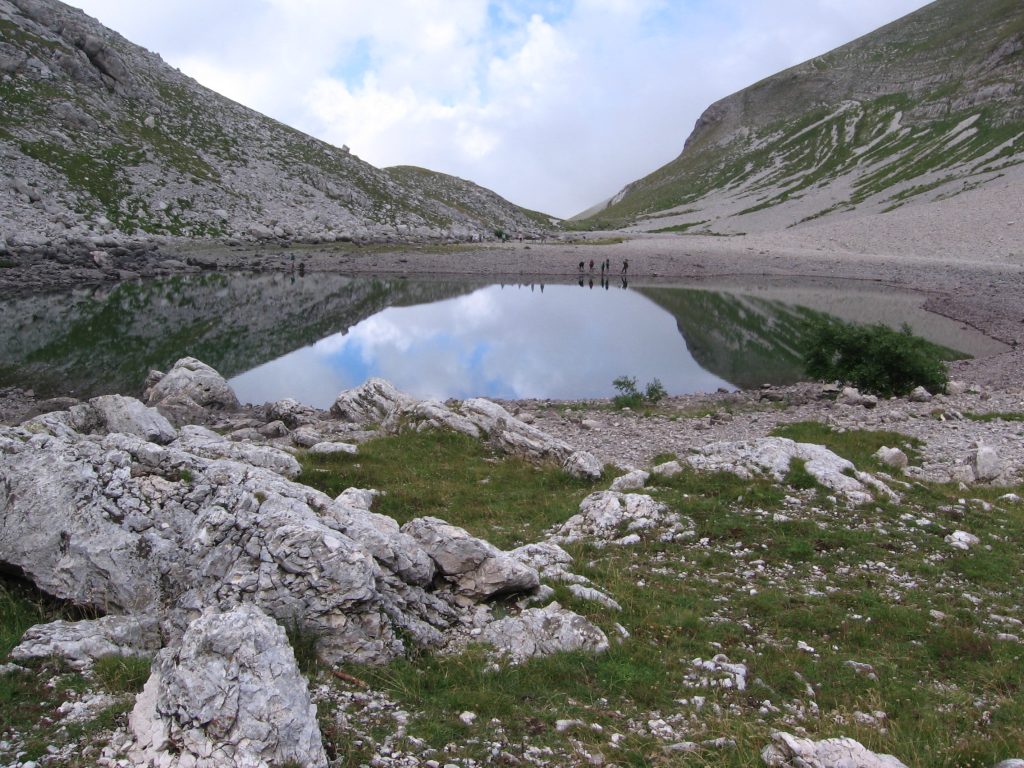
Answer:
612, 376, 667, 409
644, 378, 667, 403
803, 319, 949, 397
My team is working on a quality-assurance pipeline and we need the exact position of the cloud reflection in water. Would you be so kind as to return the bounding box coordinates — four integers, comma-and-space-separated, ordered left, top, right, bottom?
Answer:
229, 284, 732, 407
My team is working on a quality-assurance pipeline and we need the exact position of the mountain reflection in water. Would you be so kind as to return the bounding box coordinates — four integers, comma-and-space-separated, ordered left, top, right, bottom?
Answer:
229, 282, 733, 406
0, 272, 982, 406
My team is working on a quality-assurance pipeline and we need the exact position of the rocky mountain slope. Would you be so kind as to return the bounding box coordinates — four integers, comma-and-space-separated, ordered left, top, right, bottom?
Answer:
0, 0, 555, 254
578, 0, 1024, 235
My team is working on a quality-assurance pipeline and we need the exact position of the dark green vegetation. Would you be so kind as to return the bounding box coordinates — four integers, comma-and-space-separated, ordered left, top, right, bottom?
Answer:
803, 319, 956, 396
610, 375, 667, 410
296, 428, 1023, 766
578, 0, 1024, 229
639, 288, 835, 389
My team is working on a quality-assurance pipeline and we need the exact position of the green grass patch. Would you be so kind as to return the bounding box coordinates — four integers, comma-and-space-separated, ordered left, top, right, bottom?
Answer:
771, 421, 923, 470
92, 655, 151, 694
298, 430, 599, 548
963, 411, 1024, 423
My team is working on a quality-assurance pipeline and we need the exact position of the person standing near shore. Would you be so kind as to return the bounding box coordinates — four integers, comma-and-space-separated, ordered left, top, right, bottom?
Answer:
621, 259, 629, 275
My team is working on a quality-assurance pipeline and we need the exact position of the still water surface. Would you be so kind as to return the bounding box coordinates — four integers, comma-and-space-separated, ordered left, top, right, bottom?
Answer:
1, 272, 997, 406
228, 283, 733, 406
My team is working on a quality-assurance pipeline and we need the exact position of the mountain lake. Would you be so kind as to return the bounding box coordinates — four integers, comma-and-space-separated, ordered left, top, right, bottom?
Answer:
0, 271, 1005, 406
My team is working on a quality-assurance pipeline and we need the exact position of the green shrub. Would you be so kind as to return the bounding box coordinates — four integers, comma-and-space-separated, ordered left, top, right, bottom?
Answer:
612, 376, 667, 409
803, 319, 949, 397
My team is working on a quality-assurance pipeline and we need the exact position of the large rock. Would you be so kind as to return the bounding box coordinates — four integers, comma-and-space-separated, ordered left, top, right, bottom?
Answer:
686, 438, 896, 504
761, 731, 908, 768
174, 424, 302, 479
11, 615, 162, 669
128, 605, 328, 768
481, 602, 609, 663
330, 378, 411, 424
552, 491, 693, 545
401, 517, 539, 600
145, 357, 240, 413
88, 394, 177, 445
562, 450, 603, 480
973, 443, 1003, 482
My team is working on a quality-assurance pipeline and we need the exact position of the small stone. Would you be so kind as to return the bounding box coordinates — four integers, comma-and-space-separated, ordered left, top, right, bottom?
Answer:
459, 711, 477, 726
874, 446, 908, 469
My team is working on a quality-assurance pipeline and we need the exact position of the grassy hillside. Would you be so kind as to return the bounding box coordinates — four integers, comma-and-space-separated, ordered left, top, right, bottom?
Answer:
577, 0, 1024, 232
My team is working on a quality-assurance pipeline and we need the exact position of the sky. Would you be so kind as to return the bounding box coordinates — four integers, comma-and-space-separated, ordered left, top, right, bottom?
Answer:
228, 283, 730, 405
71, 0, 932, 218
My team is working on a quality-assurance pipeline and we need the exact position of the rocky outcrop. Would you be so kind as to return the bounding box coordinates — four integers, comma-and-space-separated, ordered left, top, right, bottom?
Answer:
481, 602, 609, 664
401, 517, 539, 601
761, 731, 908, 768
334, 378, 603, 477
685, 437, 897, 504
11, 614, 161, 669
0, 384, 609, 669
552, 490, 696, 547
128, 604, 328, 768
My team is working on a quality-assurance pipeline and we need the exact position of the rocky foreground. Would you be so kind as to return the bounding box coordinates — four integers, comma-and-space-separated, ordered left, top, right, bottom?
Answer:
1, 356, 1022, 767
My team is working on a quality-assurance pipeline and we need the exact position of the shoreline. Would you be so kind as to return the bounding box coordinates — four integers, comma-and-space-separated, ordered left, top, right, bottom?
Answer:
4, 231, 1023, 393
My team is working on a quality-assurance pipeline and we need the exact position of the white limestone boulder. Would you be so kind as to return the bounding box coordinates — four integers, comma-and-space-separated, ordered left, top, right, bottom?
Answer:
761, 731, 908, 768
128, 605, 328, 768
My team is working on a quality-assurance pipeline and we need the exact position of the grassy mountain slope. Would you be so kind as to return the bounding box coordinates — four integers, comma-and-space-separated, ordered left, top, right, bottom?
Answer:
0, 0, 553, 247
578, 0, 1024, 233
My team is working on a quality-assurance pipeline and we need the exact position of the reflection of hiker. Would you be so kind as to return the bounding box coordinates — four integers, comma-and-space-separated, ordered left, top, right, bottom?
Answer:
621, 259, 629, 275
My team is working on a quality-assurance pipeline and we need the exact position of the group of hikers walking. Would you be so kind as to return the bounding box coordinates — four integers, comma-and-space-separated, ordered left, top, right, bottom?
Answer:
578, 258, 628, 275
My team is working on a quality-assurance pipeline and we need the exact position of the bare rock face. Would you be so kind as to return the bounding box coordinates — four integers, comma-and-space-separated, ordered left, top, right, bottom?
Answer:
482, 602, 609, 663
401, 517, 539, 600
128, 604, 328, 768
761, 731, 908, 768
175, 424, 302, 479
145, 357, 241, 417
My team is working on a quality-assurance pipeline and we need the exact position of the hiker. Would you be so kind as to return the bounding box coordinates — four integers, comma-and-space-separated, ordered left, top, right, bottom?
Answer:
578, 260, 585, 272
621, 259, 629, 275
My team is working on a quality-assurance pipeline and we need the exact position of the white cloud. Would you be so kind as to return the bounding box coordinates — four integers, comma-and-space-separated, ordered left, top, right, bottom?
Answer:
72, 0, 933, 217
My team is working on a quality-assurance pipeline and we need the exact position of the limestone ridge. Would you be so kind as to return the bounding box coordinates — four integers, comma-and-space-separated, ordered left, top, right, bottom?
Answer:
0, 0, 554, 250
581, 0, 1024, 232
